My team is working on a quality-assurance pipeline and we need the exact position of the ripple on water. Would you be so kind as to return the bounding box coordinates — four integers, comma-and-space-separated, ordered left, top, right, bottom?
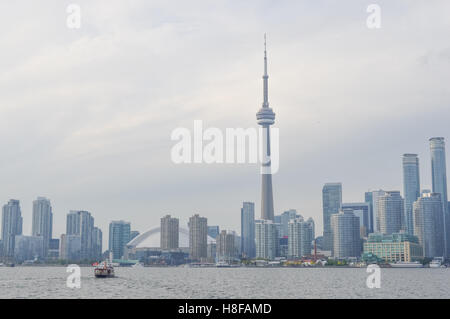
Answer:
0, 267, 449, 298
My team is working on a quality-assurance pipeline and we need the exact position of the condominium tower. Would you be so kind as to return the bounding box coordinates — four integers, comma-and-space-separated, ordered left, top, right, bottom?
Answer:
322, 183, 342, 251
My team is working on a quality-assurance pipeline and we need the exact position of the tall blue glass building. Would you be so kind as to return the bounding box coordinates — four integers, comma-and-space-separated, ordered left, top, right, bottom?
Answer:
430, 137, 449, 256
402, 154, 420, 235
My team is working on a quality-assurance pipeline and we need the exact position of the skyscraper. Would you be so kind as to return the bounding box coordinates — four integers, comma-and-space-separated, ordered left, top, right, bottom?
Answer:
288, 218, 311, 259
257, 35, 276, 221
66, 210, 95, 260
160, 215, 179, 250
306, 217, 315, 244
280, 209, 300, 238
255, 219, 278, 260
378, 191, 404, 235
402, 154, 420, 235
1, 200, 23, 258
341, 203, 370, 237
331, 209, 361, 258
241, 202, 255, 258
188, 214, 208, 261
108, 220, 131, 260
364, 191, 374, 233
216, 230, 236, 262
322, 183, 342, 251
371, 190, 386, 232
430, 137, 449, 256
92, 227, 103, 260
413, 193, 445, 258
32, 197, 53, 258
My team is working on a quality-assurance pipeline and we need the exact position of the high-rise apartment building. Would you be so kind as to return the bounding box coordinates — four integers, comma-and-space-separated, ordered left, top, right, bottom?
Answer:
322, 183, 342, 251
255, 219, 278, 260
413, 193, 445, 258
1, 200, 23, 258
288, 218, 311, 259
188, 214, 208, 261
216, 230, 236, 262
92, 227, 103, 260
430, 137, 449, 256
341, 202, 370, 237
109, 220, 131, 260
331, 209, 361, 258
378, 191, 404, 235
371, 190, 386, 233
364, 191, 374, 233
32, 197, 53, 258
402, 154, 421, 235
241, 202, 255, 258
280, 209, 300, 238
67, 210, 95, 260
160, 215, 179, 250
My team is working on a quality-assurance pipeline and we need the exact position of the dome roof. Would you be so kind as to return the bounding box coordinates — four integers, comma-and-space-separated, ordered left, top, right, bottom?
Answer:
127, 226, 216, 249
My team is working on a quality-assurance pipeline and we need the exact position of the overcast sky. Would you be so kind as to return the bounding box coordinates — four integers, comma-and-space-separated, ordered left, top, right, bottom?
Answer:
1, 1, 450, 245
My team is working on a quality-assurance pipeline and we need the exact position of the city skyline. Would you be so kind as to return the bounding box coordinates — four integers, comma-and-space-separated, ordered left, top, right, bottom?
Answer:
1, 2, 450, 245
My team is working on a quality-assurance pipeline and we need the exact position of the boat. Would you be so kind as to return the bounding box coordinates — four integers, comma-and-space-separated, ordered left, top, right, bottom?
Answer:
429, 258, 446, 268
215, 261, 231, 268
132, 262, 144, 268
389, 261, 423, 268
94, 261, 115, 278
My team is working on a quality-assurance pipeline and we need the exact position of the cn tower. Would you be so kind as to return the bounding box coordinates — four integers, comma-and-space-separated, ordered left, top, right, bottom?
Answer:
256, 34, 276, 221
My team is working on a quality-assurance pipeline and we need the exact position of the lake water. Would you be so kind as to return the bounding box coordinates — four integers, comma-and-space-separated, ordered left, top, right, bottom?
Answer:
0, 267, 449, 299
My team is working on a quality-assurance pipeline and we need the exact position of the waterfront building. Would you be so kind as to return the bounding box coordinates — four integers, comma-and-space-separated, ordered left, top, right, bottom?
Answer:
109, 220, 131, 259
363, 233, 423, 262
60, 234, 81, 261
370, 190, 386, 233
216, 230, 236, 262
207, 242, 217, 262
255, 219, 278, 260
32, 197, 53, 258
1, 200, 23, 258
67, 210, 95, 260
322, 183, 342, 251
429, 137, 449, 256
341, 202, 370, 237
413, 193, 445, 258
48, 238, 60, 260
331, 209, 361, 258
378, 191, 404, 235
364, 191, 374, 233
188, 214, 208, 261
241, 202, 256, 258
280, 209, 300, 238
402, 154, 421, 235
288, 218, 311, 259
14, 235, 44, 263
92, 227, 102, 260
160, 215, 179, 250
306, 217, 315, 245
257, 35, 276, 221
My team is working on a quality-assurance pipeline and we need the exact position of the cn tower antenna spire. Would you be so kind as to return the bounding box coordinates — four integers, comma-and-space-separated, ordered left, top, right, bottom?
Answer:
263, 33, 269, 108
